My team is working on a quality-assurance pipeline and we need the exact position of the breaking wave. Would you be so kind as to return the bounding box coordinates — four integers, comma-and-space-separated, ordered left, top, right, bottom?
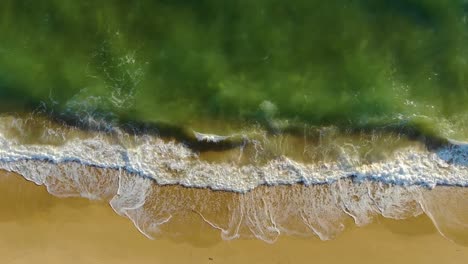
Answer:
0, 115, 467, 244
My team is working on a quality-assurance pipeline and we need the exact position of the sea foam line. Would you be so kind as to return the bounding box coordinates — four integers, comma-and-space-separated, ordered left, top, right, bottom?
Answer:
0, 128, 467, 192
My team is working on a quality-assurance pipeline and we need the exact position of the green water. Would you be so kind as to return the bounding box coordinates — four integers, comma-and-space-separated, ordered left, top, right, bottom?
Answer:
1, 0, 467, 138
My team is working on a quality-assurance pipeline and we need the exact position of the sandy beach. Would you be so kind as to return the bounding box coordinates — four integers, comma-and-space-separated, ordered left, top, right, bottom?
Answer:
2, 1, 468, 263
0, 171, 467, 264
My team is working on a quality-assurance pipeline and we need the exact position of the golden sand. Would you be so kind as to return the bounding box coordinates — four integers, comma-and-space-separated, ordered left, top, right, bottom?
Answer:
0, 171, 467, 264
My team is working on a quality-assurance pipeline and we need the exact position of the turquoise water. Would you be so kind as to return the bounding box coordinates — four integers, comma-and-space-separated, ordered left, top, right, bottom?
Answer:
0, 0, 467, 139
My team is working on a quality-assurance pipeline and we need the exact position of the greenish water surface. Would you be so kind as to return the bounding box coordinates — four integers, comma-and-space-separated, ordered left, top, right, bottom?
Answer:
1, 0, 467, 139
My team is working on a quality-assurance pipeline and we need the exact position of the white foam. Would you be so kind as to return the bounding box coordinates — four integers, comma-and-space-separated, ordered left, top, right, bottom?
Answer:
0, 117, 467, 192
193, 130, 232, 143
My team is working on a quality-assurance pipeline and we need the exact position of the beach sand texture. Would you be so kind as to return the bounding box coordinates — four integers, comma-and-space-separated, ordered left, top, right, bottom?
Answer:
1, 171, 467, 264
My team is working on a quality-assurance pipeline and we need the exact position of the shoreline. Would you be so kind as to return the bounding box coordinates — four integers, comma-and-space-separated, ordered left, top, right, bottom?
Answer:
1, 170, 468, 244
0, 172, 467, 263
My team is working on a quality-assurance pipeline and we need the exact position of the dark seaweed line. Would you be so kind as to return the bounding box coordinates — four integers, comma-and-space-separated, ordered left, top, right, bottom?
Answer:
46, 111, 451, 153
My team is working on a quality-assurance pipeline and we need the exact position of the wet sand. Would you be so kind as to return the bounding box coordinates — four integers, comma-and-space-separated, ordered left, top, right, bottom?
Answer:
0, 171, 467, 264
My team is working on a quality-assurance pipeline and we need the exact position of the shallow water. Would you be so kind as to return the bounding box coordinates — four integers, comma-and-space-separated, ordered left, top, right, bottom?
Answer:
0, 111, 467, 244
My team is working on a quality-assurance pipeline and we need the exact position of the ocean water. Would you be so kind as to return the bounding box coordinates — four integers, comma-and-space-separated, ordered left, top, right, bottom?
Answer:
0, 1, 467, 243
